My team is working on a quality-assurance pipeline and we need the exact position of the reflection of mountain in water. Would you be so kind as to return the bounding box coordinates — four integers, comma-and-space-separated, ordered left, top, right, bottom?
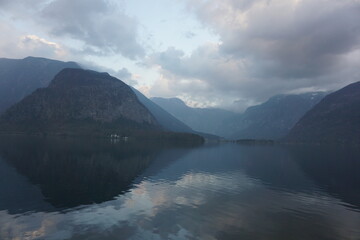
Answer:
235, 145, 360, 210
288, 145, 360, 209
235, 145, 318, 192
0, 136, 193, 213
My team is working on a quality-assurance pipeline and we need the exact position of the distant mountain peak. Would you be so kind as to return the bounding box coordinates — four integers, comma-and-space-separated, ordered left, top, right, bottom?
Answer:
151, 97, 187, 107
151, 97, 237, 136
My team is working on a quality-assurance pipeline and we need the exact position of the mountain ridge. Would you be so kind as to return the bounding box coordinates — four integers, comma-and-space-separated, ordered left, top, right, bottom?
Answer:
0, 68, 159, 136
0, 56, 81, 113
227, 92, 327, 140
285, 81, 360, 144
0, 57, 206, 142
151, 92, 327, 140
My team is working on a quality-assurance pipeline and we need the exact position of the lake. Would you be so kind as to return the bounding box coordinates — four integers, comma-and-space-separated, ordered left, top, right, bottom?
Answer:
0, 136, 359, 240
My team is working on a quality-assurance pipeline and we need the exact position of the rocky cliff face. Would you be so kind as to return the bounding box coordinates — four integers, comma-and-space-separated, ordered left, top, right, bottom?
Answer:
286, 81, 360, 144
0, 56, 81, 113
0, 68, 158, 135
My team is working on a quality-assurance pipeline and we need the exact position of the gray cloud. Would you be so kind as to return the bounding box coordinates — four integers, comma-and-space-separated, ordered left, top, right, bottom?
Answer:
149, 45, 326, 111
220, 1, 360, 79
39, 0, 145, 59
0, 0, 38, 8
81, 60, 138, 87
187, 0, 360, 79
148, 0, 360, 109
115, 67, 138, 86
185, 31, 196, 39
2, 0, 360, 110
0, 0, 10, 6
0, 0, 145, 60
150, 45, 248, 93
148, 45, 260, 111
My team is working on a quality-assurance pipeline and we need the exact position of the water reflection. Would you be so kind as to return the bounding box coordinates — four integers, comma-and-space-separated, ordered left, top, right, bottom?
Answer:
0, 136, 192, 212
289, 145, 360, 209
0, 138, 359, 240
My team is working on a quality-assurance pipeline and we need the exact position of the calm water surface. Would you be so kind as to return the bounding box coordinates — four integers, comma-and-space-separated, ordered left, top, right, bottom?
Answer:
0, 136, 359, 240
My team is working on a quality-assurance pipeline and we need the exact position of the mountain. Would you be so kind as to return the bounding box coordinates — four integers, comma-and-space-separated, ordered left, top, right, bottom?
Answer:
0, 68, 159, 136
0, 56, 81, 113
151, 93, 326, 140
132, 88, 194, 133
285, 82, 360, 144
151, 97, 237, 136
226, 92, 327, 140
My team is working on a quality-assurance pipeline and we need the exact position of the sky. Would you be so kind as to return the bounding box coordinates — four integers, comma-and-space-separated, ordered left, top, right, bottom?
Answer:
1, 0, 360, 112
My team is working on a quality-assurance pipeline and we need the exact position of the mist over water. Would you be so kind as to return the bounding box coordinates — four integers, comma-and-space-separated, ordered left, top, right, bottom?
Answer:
0, 136, 359, 240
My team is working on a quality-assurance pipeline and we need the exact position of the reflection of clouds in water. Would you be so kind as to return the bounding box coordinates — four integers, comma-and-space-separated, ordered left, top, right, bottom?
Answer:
1, 171, 360, 240
0, 211, 70, 240
176, 171, 257, 191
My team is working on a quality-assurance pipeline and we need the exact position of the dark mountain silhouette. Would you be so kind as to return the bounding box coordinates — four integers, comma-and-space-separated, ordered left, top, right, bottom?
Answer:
225, 92, 327, 140
0, 56, 81, 113
286, 81, 360, 144
0, 68, 159, 136
151, 97, 236, 136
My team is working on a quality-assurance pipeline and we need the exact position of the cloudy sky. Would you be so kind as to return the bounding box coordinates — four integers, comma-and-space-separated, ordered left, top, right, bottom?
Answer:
1, 0, 360, 111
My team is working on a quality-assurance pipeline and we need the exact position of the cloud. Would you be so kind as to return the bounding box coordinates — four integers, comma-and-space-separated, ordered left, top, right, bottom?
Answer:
147, 43, 329, 111
2, 0, 360, 110
80, 60, 138, 87
38, 0, 145, 59
185, 31, 196, 39
0, 22, 67, 59
115, 67, 138, 86
149, 45, 244, 93
0, 0, 145, 60
147, 44, 255, 110
18, 35, 67, 58
146, 0, 360, 110
189, 0, 360, 79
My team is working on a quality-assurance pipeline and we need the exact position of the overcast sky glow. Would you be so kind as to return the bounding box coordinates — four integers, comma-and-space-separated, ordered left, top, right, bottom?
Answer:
1, 0, 360, 111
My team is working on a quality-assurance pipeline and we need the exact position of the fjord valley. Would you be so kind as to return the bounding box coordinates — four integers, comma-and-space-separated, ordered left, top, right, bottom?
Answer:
151, 97, 237, 137
153, 92, 327, 140
2, 56, 360, 145
0, 54, 360, 239
1, 0, 360, 238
